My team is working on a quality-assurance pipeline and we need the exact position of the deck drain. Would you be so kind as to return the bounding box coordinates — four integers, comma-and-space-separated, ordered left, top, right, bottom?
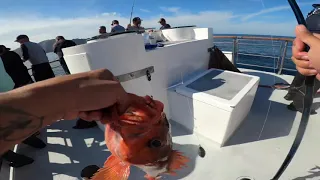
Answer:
236, 176, 254, 180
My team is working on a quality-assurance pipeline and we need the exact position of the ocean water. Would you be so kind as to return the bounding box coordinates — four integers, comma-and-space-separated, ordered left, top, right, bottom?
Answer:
213, 34, 296, 71
38, 34, 296, 76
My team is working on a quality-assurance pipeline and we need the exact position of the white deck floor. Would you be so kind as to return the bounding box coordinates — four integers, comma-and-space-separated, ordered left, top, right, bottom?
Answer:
1, 69, 320, 180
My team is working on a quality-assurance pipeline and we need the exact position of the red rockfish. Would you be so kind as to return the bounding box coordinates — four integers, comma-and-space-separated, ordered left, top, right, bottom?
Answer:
92, 94, 189, 180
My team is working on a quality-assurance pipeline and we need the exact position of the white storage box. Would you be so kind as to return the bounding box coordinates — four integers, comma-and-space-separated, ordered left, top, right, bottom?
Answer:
167, 68, 260, 146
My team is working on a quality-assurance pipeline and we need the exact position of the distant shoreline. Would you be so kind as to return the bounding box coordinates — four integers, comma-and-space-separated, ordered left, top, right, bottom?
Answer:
214, 34, 295, 38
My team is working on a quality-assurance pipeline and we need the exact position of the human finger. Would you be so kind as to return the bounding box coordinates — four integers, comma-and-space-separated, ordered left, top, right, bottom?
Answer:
296, 25, 320, 48
296, 66, 318, 76
291, 56, 314, 69
292, 37, 305, 58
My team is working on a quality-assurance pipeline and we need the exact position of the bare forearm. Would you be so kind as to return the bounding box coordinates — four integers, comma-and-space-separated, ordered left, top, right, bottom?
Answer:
0, 91, 56, 155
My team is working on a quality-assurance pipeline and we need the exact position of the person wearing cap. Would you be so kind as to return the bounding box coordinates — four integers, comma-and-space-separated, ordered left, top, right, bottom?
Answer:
111, 20, 125, 33
0, 45, 33, 88
283, 4, 320, 114
53, 36, 77, 75
15, 34, 55, 82
158, 18, 171, 30
126, 17, 145, 32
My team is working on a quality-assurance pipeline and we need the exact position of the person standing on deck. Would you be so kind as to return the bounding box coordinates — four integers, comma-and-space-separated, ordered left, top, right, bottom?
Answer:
15, 34, 55, 82
52, 36, 97, 129
0, 45, 33, 88
126, 17, 145, 32
158, 18, 171, 30
53, 36, 77, 75
285, 5, 320, 113
111, 20, 125, 33
0, 56, 46, 168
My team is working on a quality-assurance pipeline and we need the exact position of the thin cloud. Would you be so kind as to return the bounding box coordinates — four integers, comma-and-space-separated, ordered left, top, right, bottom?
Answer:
241, 5, 290, 21
160, 7, 181, 13
140, 8, 151, 13
241, 1, 315, 21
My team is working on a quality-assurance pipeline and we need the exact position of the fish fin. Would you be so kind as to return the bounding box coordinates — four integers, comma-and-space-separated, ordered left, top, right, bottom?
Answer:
166, 171, 178, 176
91, 155, 130, 180
167, 150, 189, 174
144, 174, 162, 180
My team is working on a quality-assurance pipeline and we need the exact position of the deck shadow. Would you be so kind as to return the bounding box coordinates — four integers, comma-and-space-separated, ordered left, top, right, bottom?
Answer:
14, 120, 108, 180
128, 143, 199, 180
13, 120, 198, 180
224, 71, 297, 146
292, 166, 320, 180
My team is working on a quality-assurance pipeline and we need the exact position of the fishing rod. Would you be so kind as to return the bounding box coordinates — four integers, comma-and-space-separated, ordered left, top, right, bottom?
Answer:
271, 0, 316, 179
129, 0, 136, 25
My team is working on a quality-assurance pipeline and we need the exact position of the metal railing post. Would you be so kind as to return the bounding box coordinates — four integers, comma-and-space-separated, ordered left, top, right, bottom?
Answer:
232, 38, 238, 65
277, 41, 284, 69
278, 41, 289, 74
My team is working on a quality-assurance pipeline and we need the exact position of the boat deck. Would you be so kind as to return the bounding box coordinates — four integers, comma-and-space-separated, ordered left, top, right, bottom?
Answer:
1, 68, 320, 180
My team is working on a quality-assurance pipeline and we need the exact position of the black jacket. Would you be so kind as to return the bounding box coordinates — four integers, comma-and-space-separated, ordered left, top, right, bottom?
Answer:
1, 51, 33, 87
54, 40, 77, 59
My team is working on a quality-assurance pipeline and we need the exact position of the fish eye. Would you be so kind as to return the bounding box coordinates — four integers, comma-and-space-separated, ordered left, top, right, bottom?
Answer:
148, 139, 162, 148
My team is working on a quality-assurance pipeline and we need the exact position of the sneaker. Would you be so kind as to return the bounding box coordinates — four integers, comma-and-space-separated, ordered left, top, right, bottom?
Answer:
287, 103, 317, 115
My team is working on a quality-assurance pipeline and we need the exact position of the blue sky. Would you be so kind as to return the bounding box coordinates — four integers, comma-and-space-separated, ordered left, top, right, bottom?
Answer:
0, 0, 314, 20
0, 0, 317, 48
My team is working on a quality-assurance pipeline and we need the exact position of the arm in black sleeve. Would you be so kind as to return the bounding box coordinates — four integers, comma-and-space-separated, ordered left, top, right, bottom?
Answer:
71, 41, 76, 46
21, 44, 29, 61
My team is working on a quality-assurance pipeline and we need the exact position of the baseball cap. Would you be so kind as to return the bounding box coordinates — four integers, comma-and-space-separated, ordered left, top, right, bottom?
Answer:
132, 17, 142, 22
158, 18, 165, 23
112, 20, 119, 25
15, 34, 29, 42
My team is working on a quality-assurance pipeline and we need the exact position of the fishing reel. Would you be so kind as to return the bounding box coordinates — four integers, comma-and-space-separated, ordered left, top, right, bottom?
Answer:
306, 4, 320, 33
307, 4, 320, 17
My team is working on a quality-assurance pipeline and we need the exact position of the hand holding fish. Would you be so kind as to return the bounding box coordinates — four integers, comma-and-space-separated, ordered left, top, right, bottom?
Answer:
92, 94, 189, 180
0, 68, 146, 154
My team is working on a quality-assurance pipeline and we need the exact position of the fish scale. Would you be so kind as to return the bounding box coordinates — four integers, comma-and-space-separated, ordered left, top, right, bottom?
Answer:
91, 94, 189, 180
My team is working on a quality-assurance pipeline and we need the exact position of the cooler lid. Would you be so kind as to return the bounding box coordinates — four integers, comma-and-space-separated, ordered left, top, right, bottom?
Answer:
175, 69, 259, 111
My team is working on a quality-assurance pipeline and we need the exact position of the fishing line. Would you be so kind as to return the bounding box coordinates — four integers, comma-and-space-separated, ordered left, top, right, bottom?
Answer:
256, 25, 276, 141
129, 0, 136, 25
181, 72, 206, 158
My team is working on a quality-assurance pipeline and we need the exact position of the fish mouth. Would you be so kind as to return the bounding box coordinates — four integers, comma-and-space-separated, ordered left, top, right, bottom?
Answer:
144, 156, 169, 167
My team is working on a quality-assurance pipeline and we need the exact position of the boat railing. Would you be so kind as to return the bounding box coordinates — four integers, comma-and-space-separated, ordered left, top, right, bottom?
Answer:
213, 35, 296, 75
27, 35, 296, 77
27, 59, 66, 77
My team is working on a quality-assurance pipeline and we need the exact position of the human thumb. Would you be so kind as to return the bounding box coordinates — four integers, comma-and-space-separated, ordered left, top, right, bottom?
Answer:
296, 25, 320, 48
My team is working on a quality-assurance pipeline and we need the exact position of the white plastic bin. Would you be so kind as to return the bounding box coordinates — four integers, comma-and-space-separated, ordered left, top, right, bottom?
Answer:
167, 68, 260, 146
